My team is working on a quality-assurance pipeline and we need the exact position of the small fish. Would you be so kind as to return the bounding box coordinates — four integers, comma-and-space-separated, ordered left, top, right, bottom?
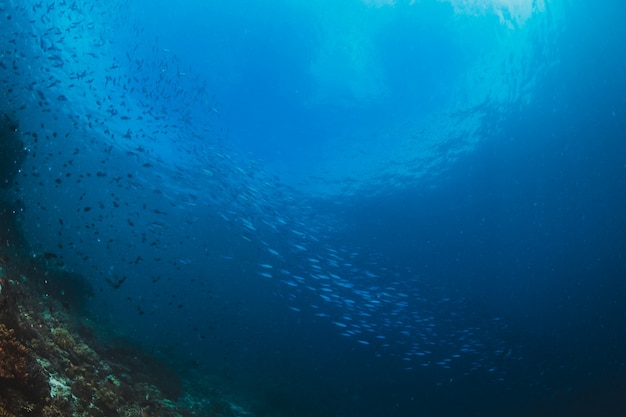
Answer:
241, 218, 256, 231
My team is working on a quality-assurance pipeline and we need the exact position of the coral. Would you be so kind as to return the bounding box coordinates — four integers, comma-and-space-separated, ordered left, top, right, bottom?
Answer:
71, 377, 94, 406
0, 324, 28, 380
0, 240, 257, 417
0, 323, 50, 415
94, 378, 123, 414
40, 397, 72, 417
51, 327, 75, 351
74, 341, 100, 365
0, 406, 16, 417
41, 405, 63, 417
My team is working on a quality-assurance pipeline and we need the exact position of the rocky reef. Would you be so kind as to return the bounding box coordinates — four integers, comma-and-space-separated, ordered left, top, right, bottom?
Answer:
0, 114, 253, 417
0, 257, 180, 417
0, 232, 253, 417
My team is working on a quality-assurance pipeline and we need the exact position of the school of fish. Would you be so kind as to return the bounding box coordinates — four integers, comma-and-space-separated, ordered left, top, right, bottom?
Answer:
0, 0, 522, 383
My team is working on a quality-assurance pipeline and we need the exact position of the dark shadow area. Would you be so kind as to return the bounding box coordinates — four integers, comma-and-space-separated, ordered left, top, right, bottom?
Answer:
0, 112, 26, 190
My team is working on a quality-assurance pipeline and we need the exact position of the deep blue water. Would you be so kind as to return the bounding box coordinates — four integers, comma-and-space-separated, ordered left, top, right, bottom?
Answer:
1, 0, 626, 416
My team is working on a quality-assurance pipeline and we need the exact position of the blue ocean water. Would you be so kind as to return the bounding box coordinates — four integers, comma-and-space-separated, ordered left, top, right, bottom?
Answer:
1, 0, 625, 416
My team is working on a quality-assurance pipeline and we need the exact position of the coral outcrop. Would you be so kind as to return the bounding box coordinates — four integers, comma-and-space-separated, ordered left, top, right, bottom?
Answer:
0, 322, 50, 416
0, 262, 251, 417
0, 175, 252, 417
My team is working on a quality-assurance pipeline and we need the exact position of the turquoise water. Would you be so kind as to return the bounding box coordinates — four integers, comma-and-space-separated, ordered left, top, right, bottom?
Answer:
1, 0, 625, 415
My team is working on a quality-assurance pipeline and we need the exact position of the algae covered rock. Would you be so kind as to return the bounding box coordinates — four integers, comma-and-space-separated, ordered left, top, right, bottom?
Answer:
0, 324, 29, 381
51, 327, 75, 351
0, 323, 50, 413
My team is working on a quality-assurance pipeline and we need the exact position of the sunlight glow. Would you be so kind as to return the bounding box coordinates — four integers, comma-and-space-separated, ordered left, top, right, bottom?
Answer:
442, 0, 546, 27
362, 0, 545, 28
362, 0, 397, 6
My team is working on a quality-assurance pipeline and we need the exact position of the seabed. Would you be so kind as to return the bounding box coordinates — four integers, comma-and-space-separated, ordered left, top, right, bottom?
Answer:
0, 211, 252, 417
